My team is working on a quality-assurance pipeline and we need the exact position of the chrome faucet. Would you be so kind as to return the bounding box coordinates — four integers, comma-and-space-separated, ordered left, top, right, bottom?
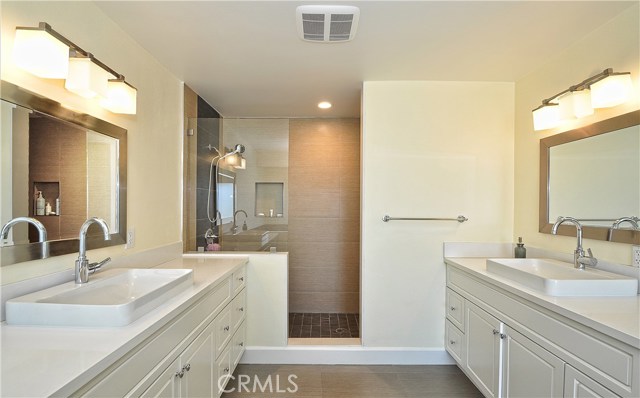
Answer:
607, 216, 639, 241
1, 216, 49, 258
551, 216, 597, 269
1, 216, 48, 243
75, 217, 111, 284
232, 210, 248, 234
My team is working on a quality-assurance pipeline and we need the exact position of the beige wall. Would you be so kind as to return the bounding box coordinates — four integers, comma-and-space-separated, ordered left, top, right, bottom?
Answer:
288, 119, 360, 313
361, 81, 514, 347
514, 4, 640, 266
1, 2, 182, 283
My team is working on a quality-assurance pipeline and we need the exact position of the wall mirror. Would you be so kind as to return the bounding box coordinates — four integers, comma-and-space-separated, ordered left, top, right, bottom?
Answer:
0, 81, 127, 266
540, 110, 640, 244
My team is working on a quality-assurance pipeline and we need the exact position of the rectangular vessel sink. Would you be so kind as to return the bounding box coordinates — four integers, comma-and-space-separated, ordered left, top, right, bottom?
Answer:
6, 268, 193, 327
486, 258, 638, 297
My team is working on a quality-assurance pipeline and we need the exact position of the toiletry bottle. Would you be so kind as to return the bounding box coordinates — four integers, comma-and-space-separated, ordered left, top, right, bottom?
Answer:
45, 202, 52, 215
515, 237, 526, 258
36, 192, 45, 216
55, 197, 60, 215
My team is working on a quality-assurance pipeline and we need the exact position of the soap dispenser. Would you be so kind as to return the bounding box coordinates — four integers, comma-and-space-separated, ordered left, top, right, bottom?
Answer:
515, 237, 526, 258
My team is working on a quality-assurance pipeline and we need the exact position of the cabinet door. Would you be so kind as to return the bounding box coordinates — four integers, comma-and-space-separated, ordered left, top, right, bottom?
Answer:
140, 358, 180, 398
502, 326, 564, 398
564, 365, 621, 398
465, 302, 502, 398
181, 322, 215, 398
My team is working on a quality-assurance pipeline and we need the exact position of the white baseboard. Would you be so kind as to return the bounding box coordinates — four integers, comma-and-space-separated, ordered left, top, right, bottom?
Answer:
241, 346, 455, 365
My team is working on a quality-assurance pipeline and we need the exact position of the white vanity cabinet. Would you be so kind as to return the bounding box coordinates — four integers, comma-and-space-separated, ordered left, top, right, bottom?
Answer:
80, 266, 247, 398
446, 263, 637, 398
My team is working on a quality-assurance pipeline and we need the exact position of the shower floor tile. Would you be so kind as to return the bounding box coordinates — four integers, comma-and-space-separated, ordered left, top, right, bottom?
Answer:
289, 313, 359, 338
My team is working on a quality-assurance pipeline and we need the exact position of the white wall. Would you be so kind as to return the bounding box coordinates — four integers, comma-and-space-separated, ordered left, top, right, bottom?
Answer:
361, 81, 514, 347
514, 4, 640, 265
1, 2, 183, 283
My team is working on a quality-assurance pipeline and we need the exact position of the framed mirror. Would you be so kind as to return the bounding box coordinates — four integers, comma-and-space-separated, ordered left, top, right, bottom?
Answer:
539, 110, 640, 244
0, 81, 127, 266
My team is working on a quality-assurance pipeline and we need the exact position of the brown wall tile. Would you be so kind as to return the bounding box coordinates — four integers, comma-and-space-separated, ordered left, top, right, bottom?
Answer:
288, 119, 360, 313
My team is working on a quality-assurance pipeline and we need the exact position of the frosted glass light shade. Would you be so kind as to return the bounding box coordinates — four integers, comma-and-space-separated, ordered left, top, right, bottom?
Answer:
559, 90, 594, 119
570, 89, 594, 118
234, 158, 247, 170
590, 73, 633, 108
533, 104, 560, 131
100, 80, 137, 114
65, 57, 110, 98
13, 28, 69, 78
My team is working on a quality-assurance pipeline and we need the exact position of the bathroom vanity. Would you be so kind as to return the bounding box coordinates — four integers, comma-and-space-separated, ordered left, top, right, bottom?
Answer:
0, 256, 247, 397
444, 257, 639, 398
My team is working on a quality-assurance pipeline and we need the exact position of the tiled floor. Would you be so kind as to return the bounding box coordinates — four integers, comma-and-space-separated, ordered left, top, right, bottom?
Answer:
221, 364, 483, 397
289, 313, 359, 338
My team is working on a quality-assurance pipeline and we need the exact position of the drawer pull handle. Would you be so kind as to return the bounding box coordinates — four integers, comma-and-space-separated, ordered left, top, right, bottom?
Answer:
224, 367, 230, 373
449, 340, 456, 345
450, 306, 456, 311
239, 342, 244, 347
239, 307, 244, 312
224, 326, 230, 332
239, 277, 244, 281
176, 370, 185, 379
492, 329, 506, 339
184, 363, 191, 372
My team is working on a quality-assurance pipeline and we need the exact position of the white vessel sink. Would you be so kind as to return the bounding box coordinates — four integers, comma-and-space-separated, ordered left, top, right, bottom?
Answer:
5, 268, 193, 327
486, 258, 638, 297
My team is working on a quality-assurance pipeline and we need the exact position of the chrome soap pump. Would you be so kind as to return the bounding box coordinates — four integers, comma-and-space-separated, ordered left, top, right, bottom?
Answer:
515, 237, 526, 258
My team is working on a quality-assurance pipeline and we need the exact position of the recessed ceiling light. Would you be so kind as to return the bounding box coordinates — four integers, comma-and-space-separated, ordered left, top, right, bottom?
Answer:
318, 101, 332, 109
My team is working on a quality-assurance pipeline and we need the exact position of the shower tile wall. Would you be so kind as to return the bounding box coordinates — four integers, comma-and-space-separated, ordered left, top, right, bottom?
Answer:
195, 97, 221, 250
183, 85, 222, 251
288, 119, 360, 313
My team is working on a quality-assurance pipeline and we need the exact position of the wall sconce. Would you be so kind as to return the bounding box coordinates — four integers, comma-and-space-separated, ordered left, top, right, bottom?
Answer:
13, 22, 137, 114
13, 22, 69, 79
532, 68, 633, 131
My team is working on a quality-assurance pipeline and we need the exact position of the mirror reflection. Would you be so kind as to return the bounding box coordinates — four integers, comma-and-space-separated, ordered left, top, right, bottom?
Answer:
0, 82, 127, 266
540, 110, 640, 244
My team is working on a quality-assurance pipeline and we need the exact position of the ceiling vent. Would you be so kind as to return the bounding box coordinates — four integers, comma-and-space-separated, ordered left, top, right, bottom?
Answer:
296, 5, 360, 43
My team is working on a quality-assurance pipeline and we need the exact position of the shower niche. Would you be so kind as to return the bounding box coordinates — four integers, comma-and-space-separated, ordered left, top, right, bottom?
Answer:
255, 182, 284, 217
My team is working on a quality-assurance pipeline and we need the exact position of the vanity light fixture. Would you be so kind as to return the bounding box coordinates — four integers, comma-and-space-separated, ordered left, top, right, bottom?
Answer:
13, 22, 137, 114
100, 76, 137, 115
13, 23, 70, 79
65, 53, 112, 99
532, 68, 633, 131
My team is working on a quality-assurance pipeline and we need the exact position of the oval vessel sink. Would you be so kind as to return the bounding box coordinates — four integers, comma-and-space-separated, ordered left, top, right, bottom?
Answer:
6, 268, 193, 327
486, 258, 638, 297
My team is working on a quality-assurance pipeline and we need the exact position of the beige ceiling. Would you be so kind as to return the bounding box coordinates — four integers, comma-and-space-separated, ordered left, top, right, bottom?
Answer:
96, 1, 636, 118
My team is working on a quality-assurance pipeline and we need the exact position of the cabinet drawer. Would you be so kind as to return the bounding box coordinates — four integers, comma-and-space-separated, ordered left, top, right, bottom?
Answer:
445, 319, 464, 364
216, 347, 232, 397
232, 267, 246, 297
214, 306, 233, 358
232, 321, 247, 368
231, 290, 246, 331
446, 288, 465, 330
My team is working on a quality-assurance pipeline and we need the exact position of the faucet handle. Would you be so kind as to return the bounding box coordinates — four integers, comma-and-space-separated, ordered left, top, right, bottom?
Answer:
88, 257, 111, 274
578, 249, 598, 268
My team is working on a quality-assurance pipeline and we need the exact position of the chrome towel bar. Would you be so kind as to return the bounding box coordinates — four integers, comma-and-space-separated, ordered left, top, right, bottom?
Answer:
382, 215, 468, 223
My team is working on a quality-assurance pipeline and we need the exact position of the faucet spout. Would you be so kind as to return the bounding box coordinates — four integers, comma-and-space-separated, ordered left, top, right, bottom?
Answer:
607, 216, 640, 241
232, 210, 249, 234
1, 216, 48, 243
551, 216, 596, 269
76, 217, 111, 284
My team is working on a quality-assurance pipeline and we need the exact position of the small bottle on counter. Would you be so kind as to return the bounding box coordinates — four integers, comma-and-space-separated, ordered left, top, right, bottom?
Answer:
45, 202, 52, 215
36, 191, 45, 216
515, 237, 526, 258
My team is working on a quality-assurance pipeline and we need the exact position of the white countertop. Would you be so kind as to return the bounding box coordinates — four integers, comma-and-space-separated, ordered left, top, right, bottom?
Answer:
445, 257, 640, 349
0, 255, 248, 397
